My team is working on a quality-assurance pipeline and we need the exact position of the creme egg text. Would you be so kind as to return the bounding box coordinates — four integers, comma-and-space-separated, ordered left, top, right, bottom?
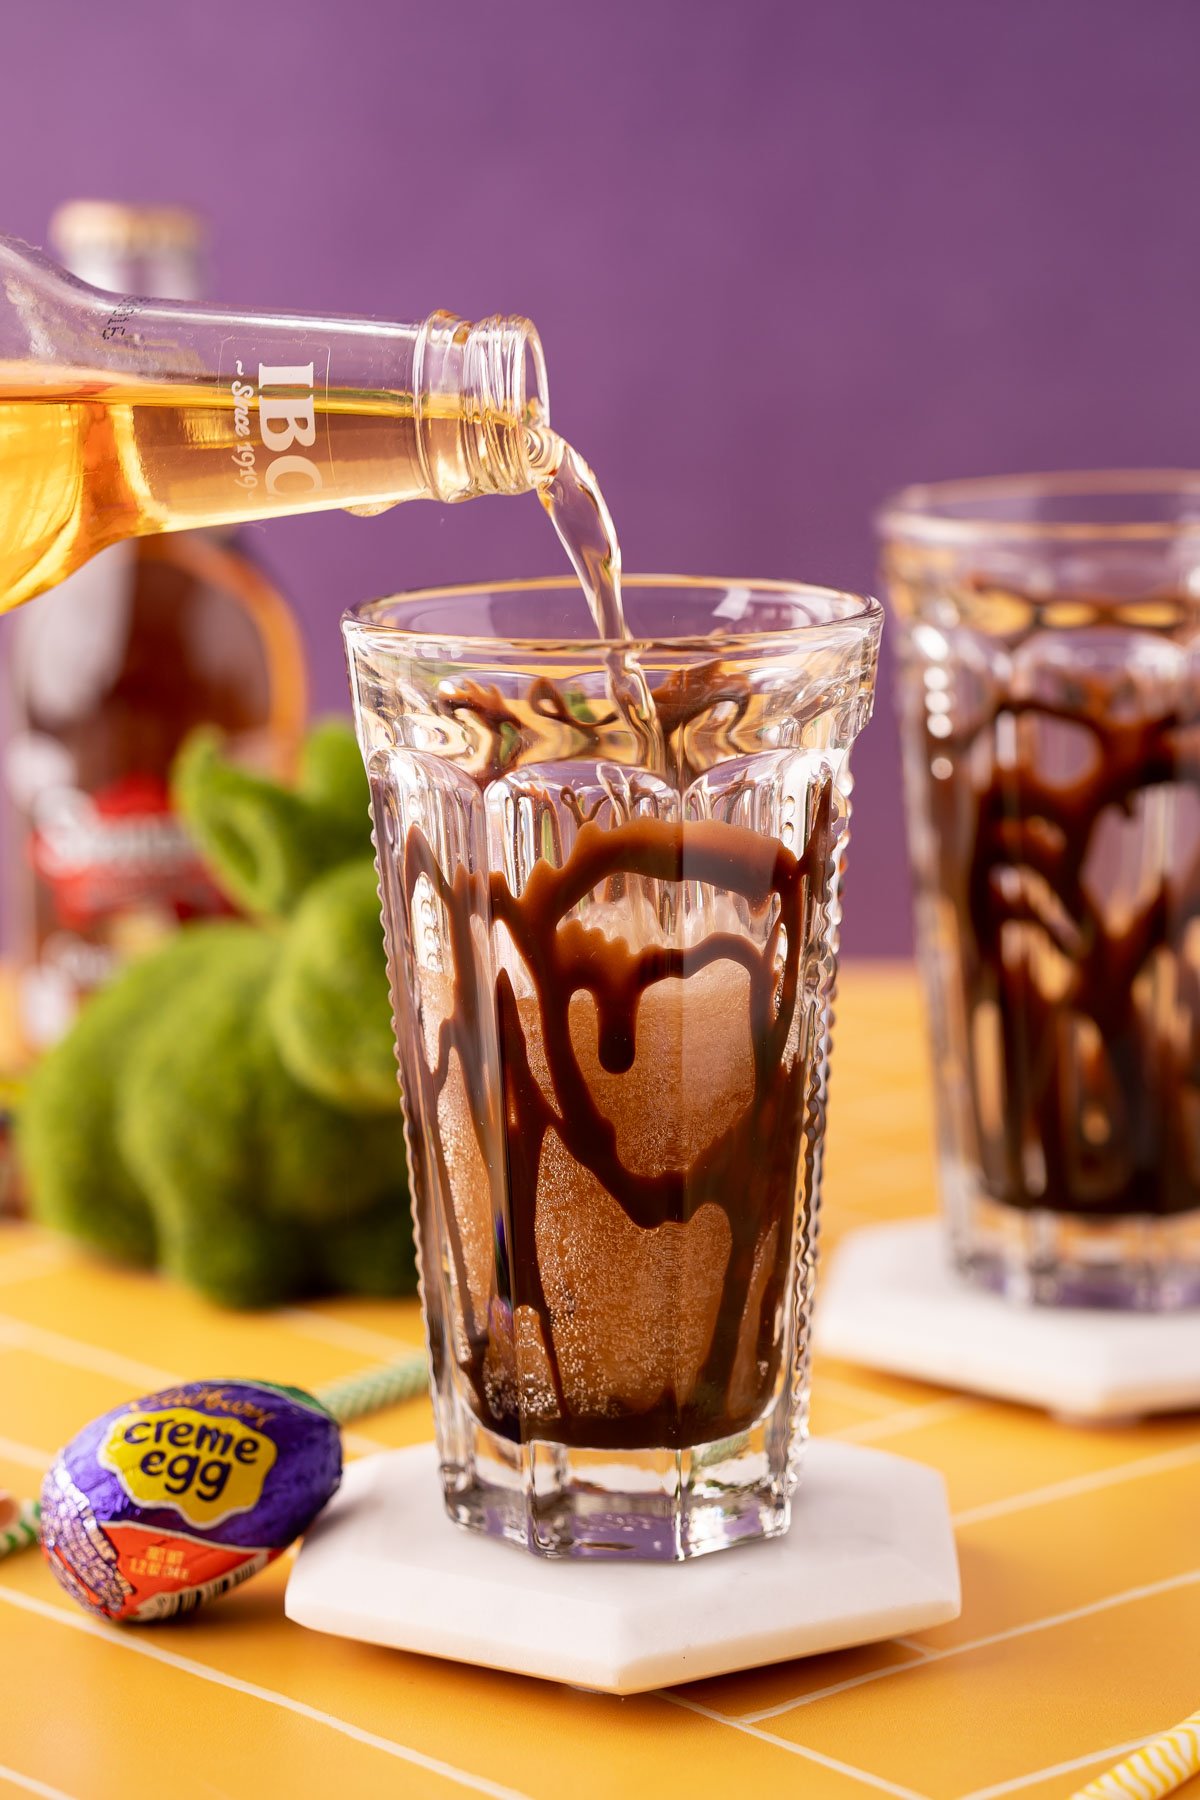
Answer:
97, 1406, 278, 1529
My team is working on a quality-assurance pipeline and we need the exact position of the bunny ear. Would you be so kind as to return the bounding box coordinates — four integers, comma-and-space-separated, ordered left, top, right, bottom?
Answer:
266, 859, 399, 1116
172, 730, 366, 920
298, 717, 371, 825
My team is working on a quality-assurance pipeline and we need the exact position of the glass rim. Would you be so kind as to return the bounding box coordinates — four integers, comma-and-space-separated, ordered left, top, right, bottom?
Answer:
342, 573, 883, 656
877, 469, 1200, 544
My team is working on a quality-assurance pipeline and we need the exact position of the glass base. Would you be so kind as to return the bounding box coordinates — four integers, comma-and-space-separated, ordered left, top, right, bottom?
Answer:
439, 1415, 796, 1561
949, 1185, 1200, 1310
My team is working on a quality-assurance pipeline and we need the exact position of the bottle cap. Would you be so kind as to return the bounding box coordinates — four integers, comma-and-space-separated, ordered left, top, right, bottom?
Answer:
50, 201, 204, 258
48, 201, 207, 301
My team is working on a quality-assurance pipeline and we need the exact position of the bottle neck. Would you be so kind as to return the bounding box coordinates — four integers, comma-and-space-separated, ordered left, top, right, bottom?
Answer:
72, 287, 549, 507
414, 310, 548, 501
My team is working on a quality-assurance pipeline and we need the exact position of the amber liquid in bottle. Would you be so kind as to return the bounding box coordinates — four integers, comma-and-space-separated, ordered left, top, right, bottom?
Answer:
0, 372, 513, 612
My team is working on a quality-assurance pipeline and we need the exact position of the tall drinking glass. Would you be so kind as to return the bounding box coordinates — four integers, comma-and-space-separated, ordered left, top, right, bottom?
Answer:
345, 577, 880, 1558
881, 474, 1200, 1309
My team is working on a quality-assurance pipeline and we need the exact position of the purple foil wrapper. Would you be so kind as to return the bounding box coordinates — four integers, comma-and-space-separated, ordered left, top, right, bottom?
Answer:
40, 1378, 341, 1622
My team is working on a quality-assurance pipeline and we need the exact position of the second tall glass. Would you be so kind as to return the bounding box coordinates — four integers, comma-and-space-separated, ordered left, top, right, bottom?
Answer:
881, 474, 1200, 1310
346, 578, 880, 1558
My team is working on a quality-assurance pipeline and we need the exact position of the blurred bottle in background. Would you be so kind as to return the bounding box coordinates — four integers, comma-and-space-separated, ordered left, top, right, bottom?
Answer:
2, 201, 307, 1054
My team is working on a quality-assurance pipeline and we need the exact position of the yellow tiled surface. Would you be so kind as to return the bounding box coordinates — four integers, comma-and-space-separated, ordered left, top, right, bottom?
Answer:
1, 962, 1197, 1800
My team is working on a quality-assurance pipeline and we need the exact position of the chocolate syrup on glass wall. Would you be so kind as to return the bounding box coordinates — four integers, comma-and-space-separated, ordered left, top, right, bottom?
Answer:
923, 587, 1200, 1219
392, 733, 836, 1449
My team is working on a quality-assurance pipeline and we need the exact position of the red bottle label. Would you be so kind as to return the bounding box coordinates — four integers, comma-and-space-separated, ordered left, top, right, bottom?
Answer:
29, 773, 229, 927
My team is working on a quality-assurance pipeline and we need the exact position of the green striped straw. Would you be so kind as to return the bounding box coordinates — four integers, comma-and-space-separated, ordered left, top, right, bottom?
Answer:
0, 1350, 427, 1561
2, 1498, 40, 1556
317, 1351, 427, 1424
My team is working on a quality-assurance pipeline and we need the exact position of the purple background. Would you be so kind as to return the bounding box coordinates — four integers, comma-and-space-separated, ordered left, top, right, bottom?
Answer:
3, 0, 1198, 953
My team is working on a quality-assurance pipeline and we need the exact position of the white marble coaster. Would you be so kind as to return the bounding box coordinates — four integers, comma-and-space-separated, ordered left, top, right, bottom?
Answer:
818, 1218, 1200, 1421
285, 1439, 960, 1694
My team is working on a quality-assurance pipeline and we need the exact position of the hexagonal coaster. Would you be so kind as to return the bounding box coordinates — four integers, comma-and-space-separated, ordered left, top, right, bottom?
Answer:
285, 1440, 959, 1694
818, 1219, 1200, 1421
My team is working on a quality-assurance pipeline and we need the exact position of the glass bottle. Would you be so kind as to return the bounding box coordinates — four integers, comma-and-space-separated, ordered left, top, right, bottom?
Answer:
0, 230, 549, 611
3, 203, 308, 1046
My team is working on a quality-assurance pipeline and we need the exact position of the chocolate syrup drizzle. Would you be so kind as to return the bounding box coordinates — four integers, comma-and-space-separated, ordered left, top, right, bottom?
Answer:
924, 609, 1200, 1217
400, 793, 835, 1450
445, 659, 752, 790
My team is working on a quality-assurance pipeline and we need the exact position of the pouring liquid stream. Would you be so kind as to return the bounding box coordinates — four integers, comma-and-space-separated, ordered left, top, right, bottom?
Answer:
528, 427, 667, 778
